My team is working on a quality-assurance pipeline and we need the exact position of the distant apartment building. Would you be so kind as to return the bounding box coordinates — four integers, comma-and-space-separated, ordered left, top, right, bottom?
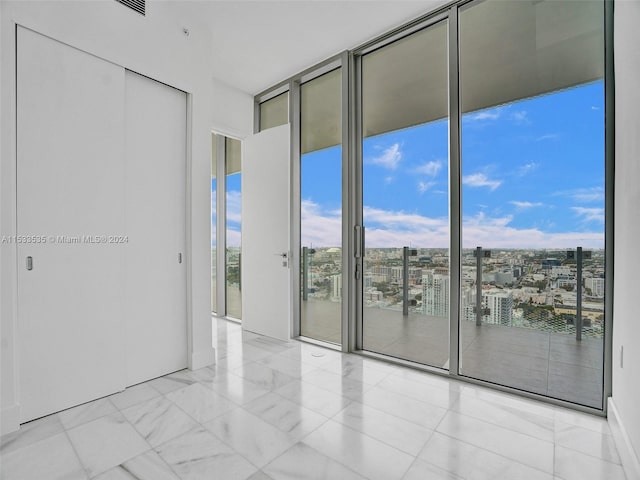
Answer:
422, 272, 449, 317
585, 277, 605, 297
483, 290, 514, 326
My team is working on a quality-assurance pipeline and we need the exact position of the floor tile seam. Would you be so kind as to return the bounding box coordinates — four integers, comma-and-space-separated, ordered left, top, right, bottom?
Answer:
150, 426, 221, 480
0, 419, 63, 457
120, 395, 203, 457
455, 389, 559, 422
201, 418, 283, 473
372, 380, 459, 413
263, 389, 334, 424
297, 436, 405, 480
553, 417, 613, 437
263, 440, 366, 480
60, 428, 91, 480
306, 418, 419, 468
110, 389, 165, 412
317, 356, 403, 376
328, 401, 436, 457
63, 408, 123, 435
552, 438, 623, 466
447, 403, 556, 443
399, 455, 464, 480
439, 408, 558, 451
432, 431, 555, 477
59, 397, 120, 431
163, 386, 236, 427
332, 398, 440, 437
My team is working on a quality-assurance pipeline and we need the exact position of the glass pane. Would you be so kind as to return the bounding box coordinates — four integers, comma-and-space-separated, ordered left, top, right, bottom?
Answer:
361, 20, 449, 368
260, 92, 289, 131
226, 138, 242, 319
211, 133, 217, 313
459, 0, 605, 408
300, 68, 342, 345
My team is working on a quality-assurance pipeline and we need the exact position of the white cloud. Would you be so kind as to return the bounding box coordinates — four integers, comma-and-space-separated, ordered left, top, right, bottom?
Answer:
226, 190, 242, 224
536, 134, 559, 141
415, 160, 442, 177
301, 199, 342, 247
300, 200, 604, 250
226, 228, 241, 248
367, 143, 402, 170
517, 162, 539, 176
572, 207, 605, 223
418, 181, 436, 194
554, 187, 604, 203
462, 173, 502, 191
469, 109, 501, 121
511, 110, 530, 125
510, 201, 543, 209
384, 176, 394, 184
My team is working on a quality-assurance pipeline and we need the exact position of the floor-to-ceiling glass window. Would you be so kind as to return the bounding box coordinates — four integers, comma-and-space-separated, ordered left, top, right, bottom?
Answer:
458, 0, 605, 408
225, 137, 242, 320
360, 20, 450, 368
211, 134, 218, 314
299, 68, 342, 345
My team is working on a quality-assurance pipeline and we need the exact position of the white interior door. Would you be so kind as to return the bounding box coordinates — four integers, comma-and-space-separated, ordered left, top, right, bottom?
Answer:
242, 125, 291, 341
16, 27, 127, 422
124, 71, 187, 386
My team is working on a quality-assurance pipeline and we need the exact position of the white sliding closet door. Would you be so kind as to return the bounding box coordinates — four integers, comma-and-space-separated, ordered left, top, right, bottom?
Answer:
124, 71, 187, 386
17, 27, 127, 422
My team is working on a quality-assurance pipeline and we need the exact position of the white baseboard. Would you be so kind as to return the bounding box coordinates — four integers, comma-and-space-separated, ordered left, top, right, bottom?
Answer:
1, 403, 21, 435
190, 347, 216, 370
608, 397, 640, 480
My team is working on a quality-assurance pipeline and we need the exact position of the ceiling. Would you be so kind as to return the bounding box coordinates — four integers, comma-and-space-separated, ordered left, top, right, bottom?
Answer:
164, 0, 447, 95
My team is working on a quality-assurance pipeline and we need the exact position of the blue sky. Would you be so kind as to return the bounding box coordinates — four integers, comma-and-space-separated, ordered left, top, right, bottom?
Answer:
299, 81, 605, 249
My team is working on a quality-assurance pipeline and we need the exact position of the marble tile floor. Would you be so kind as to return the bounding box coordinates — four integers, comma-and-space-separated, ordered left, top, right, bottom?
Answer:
0, 317, 626, 480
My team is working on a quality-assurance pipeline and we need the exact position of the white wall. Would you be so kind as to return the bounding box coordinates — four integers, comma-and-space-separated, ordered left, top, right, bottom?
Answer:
0, 0, 253, 434
612, 0, 640, 472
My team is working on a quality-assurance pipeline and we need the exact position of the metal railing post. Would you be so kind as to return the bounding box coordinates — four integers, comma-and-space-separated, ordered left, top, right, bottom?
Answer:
403, 246, 409, 316
302, 246, 309, 301
576, 246, 583, 341
476, 246, 482, 326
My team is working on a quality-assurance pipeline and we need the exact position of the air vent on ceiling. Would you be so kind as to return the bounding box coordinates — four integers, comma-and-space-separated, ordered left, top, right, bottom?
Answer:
115, 0, 145, 16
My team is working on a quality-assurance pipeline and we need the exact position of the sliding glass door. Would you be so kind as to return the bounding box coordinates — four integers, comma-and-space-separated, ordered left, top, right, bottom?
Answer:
355, 0, 606, 408
360, 19, 450, 368
457, 0, 605, 408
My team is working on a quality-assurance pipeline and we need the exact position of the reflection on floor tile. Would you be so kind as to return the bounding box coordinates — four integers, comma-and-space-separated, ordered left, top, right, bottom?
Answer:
155, 427, 257, 480
303, 420, 415, 480
58, 397, 118, 430
67, 412, 149, 478
0, 432, 87, 480
93, 450, 180, 480
205, 408, 298, 468
264, 442, 366, 480
122, 396, 199, 447
1, 317, 625, 480
0, 413, 64, 455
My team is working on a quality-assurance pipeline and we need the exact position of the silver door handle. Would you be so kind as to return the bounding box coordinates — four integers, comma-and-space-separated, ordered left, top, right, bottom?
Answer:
26, 256, 33, 270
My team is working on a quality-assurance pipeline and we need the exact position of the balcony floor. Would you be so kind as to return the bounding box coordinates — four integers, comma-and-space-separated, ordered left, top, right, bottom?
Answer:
301, 299, 604, 409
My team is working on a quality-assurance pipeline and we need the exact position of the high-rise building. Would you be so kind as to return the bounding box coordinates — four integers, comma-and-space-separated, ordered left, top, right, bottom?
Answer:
585, 277, 605, 297
422, 272, 449, 317
483, 290, 513, 326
